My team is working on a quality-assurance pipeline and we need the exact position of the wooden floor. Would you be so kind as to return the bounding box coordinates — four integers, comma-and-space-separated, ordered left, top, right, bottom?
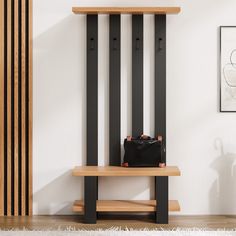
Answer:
0, 215, 236, 230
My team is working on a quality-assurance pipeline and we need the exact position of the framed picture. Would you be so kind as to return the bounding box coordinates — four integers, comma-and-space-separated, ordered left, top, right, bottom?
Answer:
220, 26, 236, 112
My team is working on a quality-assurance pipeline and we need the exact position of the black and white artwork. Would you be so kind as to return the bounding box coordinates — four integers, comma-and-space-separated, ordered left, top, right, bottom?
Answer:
221, 26, 236, 112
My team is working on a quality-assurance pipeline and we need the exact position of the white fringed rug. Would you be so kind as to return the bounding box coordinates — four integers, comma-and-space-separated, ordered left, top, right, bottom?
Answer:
0, 230, 236, 236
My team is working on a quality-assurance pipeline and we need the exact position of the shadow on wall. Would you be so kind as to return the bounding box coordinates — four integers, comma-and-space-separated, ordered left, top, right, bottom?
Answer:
34, 171, 84, 215
209, 138, 236, 214
34, 14, 86, 166
34, 14, 153, 214
34, 15, 86, 214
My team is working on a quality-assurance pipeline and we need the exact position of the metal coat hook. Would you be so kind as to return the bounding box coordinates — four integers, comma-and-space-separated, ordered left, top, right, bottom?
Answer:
113, 37, 117, 50
90, 37, 95, 50
159, 38, 163, 50
135, 37, 140, 50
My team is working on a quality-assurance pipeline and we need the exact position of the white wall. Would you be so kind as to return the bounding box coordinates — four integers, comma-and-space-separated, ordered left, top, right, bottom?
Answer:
33, 0, 236, 215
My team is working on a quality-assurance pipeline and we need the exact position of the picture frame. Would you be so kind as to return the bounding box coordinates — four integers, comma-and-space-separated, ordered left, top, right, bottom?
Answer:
220, 26, 236, 112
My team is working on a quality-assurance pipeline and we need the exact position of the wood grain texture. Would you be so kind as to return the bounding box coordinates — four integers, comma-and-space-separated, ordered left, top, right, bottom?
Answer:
72, 166, 181, 177
72, 7, 181, 15
14, 0, 19, 216
21, 0, 26, 217
1, 215, 236, 230
0, 0, 4, 217
0, 0, 32, 216
73, 200, 180, 212
7, 0, 12, 216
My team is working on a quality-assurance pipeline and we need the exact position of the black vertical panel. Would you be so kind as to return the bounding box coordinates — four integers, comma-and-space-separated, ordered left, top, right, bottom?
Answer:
155, 14, 168, 224
155, 14, 166, 163
109, 15, 120, 166
132, 15, 143, 137
155, 176, 168, 224
85, 14, 98, 224
87, 14, 98, 166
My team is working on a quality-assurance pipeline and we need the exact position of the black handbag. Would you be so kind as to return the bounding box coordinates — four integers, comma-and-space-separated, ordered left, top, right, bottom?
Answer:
122, 135, 165, 167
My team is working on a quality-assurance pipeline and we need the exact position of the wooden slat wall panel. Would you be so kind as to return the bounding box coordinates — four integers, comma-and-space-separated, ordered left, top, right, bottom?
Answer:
0, 0, 32, 216
14, 0, 19, 216
7, 0, 12, 216
28, 0, 33, 216
0, 0, 4, 217
21, 0, 26, 217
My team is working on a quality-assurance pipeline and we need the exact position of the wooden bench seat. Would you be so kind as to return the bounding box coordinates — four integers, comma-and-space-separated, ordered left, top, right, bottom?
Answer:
72, 166, 181, 177
72, 166, 181, 216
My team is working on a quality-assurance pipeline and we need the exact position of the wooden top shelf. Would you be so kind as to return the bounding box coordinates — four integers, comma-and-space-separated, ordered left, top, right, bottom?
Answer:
72, 166, 181, 177
72, 7, 181, 15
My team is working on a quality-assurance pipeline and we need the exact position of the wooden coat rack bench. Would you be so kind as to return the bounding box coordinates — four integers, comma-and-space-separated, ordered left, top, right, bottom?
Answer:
71, 6, 181, 224
72, 166, 180, 214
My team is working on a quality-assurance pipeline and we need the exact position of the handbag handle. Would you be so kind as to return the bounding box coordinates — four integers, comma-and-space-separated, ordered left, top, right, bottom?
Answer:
140, 134, 151, 140
157, 135, 166, 167
126, 134, 151, 141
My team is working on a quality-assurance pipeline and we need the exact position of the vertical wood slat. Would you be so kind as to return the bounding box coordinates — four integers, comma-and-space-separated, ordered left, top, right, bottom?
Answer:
28, 0, 33, 216
0, 0, 4, 217
132, 15, 143, 137
109, 14, 121, 166
21, 0, 26, 216
7, 0, 12, 216
0, 0, 32, 216
14, 0, 19, 216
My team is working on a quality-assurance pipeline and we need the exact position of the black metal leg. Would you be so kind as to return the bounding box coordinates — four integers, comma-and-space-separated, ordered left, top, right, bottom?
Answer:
155, 176, 168, 224
84, 176, 97, 224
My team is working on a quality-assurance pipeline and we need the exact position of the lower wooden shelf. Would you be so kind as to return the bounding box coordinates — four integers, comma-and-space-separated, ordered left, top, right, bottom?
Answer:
73, 200, 180, 212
